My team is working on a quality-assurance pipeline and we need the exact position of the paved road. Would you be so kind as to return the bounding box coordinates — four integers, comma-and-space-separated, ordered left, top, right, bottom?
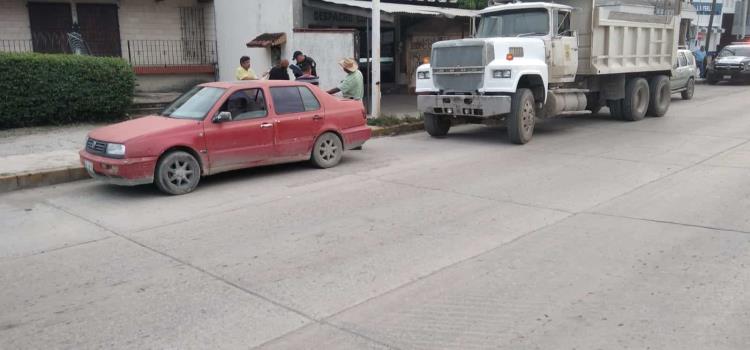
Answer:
2, 84, 750, 349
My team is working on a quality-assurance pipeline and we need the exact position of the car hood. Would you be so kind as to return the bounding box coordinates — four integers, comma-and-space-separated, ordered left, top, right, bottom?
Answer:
88, 115, 200, 144
716, 56, 750, 64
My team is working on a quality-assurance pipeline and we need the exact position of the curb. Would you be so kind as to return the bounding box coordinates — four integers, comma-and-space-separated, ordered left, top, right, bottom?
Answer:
0, 166, 88, 194
370, 122, 424, 137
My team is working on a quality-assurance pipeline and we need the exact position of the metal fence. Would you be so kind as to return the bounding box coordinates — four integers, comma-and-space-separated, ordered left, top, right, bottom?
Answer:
126, 40, 217, 66
0, 39, 34, 53
1, 38, 218, 68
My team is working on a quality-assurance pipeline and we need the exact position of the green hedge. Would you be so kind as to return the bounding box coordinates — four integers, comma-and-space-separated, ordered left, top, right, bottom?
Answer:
0, 52, 135, 129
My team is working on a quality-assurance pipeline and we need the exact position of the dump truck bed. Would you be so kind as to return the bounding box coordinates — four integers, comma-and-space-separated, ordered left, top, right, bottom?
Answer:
557, 0, 679, 76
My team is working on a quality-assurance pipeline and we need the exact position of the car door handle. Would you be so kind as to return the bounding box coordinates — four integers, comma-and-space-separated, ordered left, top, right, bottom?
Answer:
260, 123, 273, 129
312, 115, 323, 121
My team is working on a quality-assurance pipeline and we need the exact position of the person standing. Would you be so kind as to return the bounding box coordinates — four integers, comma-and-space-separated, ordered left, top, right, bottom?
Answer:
236, 56, 258, 80
327, 58, 363, 100
293, 50, 317, 77
268, 59, 291, 80
296, 63, 320, 86
693, 46, 706, 78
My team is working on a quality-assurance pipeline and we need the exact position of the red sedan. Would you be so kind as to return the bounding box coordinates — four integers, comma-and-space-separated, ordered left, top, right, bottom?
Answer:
80, 81, 371, 195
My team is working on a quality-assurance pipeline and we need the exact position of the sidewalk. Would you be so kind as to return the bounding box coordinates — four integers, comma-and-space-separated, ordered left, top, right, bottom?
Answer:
0, 124, 95, 192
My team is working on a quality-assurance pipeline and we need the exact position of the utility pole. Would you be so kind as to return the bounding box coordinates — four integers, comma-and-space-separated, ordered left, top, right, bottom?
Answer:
705, 0, 718, 51
742, 0, 749, 39
371, 0, 381, 118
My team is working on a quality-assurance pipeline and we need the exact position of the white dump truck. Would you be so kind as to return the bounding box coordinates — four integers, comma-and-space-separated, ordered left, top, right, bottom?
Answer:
416, 0, 680, 144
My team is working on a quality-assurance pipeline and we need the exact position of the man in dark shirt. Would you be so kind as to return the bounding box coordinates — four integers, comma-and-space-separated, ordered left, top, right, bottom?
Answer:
296, 63, 320, 86
293, 50, 317, 77
268, 59, 291, 80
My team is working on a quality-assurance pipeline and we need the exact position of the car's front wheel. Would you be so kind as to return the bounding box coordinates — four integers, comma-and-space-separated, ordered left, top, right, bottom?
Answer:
311, 132, 343, 168
155, 151, 201, 195
681, 78, 695, 100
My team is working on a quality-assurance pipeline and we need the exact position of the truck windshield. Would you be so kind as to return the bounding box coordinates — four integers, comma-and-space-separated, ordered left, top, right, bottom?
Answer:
718, 46, 750, 58
477, 9, 550, 38
161, 86, 226, 120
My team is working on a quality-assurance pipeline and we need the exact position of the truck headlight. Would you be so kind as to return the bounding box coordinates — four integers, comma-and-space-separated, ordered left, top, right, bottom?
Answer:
106, 143, 126, 157
493, 69, 512, 79
417, 71, 431, 80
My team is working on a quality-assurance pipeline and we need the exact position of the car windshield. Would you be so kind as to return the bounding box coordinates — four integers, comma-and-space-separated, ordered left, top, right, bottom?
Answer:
161, 86, 226, 120
476, 9, 550, 38
718, 46, 750, 58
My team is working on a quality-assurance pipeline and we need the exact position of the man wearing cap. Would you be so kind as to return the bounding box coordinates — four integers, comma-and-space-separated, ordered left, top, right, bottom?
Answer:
293, 51, 317, 77
327, 58, 363, 101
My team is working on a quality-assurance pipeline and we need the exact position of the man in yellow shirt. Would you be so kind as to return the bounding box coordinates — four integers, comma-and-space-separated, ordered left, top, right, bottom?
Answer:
235, 56, 258, 80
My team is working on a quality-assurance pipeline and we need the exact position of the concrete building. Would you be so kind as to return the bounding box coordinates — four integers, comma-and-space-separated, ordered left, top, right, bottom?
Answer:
214, 0, 476, 99
0, 0, 218, 92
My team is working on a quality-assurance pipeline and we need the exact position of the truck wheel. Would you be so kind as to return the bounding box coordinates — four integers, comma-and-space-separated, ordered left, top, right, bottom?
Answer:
424, 113, 450, 137
155, 151, 201, 195
586, 93, 602, 115
622, 77, 650, 121
607, 99, 624, 119
681, 78, 695, 100
507, 88, 536, 145
647, 75, 670, 117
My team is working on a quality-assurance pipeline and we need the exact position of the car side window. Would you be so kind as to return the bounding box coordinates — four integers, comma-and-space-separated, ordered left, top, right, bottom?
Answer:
271, 87, 305, 114
221, 88, 267, 121
678, 53, 688, 67
298, 86, 321, 111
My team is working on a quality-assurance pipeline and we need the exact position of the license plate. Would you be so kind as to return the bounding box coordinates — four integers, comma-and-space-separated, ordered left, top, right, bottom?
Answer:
84, 160, 94, 172
724, 75, 732, 80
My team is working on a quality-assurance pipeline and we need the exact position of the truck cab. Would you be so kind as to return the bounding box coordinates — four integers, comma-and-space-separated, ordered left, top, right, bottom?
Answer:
417, 0, 677, 144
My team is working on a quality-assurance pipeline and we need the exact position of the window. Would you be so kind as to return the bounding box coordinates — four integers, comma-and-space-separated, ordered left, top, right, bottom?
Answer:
299, 87, 321, 111
221, 88, 268, 121
678, 53, 688, 67
271, 87, 306, 114
555, 11, 572, 36
477, 9, 549, 38
161, 86, 226, 120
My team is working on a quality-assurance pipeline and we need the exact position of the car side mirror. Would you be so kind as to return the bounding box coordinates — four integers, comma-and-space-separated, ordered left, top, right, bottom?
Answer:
213, 111, 232, 123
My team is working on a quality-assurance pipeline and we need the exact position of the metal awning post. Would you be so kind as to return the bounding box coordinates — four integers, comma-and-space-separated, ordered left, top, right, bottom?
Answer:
371, 0, 381, 118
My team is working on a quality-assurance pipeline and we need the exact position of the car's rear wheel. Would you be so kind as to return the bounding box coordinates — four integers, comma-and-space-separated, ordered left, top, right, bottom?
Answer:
681, 78, 695, 100
155, 151, 201, 195
311, 132, 343, 168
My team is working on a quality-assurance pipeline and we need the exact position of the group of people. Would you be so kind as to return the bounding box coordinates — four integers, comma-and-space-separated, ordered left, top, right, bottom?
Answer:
235, 50, 363, 101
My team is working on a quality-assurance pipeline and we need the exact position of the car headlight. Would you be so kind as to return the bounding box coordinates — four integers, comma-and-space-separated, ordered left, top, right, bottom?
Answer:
744, 62, 750, 71
106, 143, 126, 157
417, 71, 431, 80
493, 69, 512, 79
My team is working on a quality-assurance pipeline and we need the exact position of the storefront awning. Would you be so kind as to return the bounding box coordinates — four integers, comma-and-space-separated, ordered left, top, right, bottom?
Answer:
246, 33, 287, 48
317, 0, 478, 18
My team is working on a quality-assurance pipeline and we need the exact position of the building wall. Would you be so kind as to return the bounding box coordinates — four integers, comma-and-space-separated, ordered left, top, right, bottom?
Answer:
215, 0, 302, 82
0, 0, 32, 41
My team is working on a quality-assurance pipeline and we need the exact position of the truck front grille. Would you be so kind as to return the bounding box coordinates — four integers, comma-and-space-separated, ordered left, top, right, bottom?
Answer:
432, 45, 486, 92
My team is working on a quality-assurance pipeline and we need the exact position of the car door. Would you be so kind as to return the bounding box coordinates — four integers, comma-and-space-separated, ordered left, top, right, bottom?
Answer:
203, 88, 275, 172
673, 52, 689, 90
269, 86, 323, 158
